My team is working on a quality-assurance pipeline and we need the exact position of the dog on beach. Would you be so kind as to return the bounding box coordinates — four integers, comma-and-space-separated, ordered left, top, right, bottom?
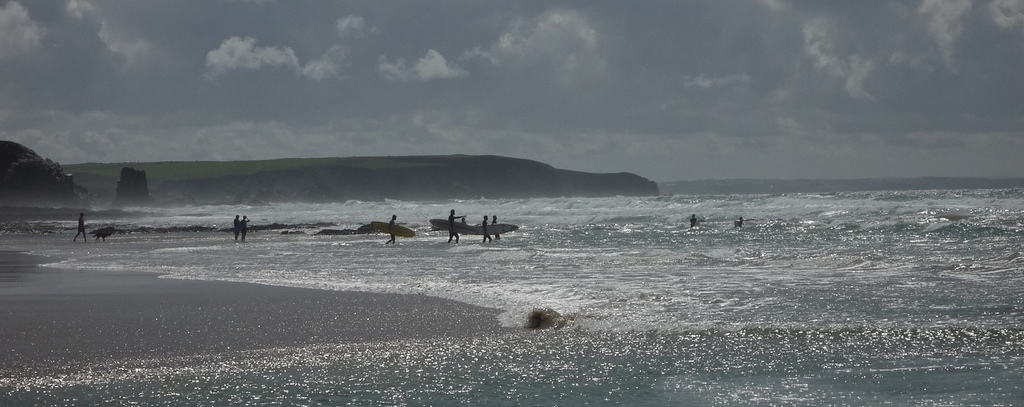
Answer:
89, 227, 118, 241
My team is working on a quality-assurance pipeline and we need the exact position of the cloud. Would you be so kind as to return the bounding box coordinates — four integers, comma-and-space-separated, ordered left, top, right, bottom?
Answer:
206, 36, 300, 76
682, 74, 751, 89
802, 18, 876, 100
919, 0, 972, 70
990, 0, 1024, 29
755, 0, 786, 11
888, 51, 936, 72
98, 22, 151, 66
379, 49, 466, 82
206, 36, 348, 80
0, 1, 45, 60
463, 9, 605, 82
301, 45, 347, 80
66, 0, 96, 19
66, 0, 152, 66
336, 15, 376, 38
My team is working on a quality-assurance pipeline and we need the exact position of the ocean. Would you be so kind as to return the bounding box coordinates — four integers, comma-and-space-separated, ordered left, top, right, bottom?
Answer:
3, 189, 1023, 405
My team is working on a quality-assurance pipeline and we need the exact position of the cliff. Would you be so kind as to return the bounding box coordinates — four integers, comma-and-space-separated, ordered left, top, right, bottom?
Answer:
66, 155, 658, 203
0, 141, 84, 206
114, 167, 152, 206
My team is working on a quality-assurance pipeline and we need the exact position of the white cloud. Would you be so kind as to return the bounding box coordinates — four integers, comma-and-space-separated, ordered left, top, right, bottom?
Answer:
0, 1, 44, 60
206, 36, 347, 80
919, 0, 972, 70
301, 45, 347, 80
98, 22, 151, 66
464, 9, 605, 82
336, 15, 376, 38
66, 0, 96, 19
802, 18, 876, 100
990, 0, 1024, 29
379, 49, 467, 82
206, 36, 300, 76
682, 74, 751, 89
66, 0, 152, 66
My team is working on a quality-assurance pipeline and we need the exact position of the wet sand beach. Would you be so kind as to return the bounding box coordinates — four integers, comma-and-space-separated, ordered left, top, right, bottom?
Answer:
0, 250, 508, 376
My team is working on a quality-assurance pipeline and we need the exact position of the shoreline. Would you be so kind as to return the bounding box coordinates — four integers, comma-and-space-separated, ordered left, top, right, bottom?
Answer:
0, 250, 510, 376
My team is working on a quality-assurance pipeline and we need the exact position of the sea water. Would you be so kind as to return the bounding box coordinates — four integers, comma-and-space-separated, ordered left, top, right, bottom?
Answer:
2, 189, 1023, 405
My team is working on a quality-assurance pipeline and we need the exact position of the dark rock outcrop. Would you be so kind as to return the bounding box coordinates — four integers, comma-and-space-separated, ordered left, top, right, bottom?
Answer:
114, 167, 151, 205
315, 224, 374, 235
0, 141, 84, 205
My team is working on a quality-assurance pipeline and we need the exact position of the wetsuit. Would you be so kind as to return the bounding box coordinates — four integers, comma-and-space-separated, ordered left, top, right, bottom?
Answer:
386, 218, 396, 244
492, 216, 500, 240
448, 213, 460, 243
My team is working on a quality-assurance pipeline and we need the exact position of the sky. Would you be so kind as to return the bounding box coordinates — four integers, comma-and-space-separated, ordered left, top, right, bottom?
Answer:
1, 0, 1022, 182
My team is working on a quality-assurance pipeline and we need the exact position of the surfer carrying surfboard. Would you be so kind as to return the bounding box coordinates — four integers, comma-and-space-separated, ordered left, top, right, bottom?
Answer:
492, 215, 500, 240
482, 216, 492, 243
448, 209, 466, 243
385, 215, 397, 244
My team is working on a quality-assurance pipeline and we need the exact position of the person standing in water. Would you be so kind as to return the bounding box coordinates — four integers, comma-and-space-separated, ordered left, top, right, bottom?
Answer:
482, 215, 492, 243
240, 216, 250, 241
73, 212, 87, 242
233, 215, 241, 240
447, 209, 465, 243
492, 215, 500, 240
735, 216, 744, 228
690, 214, 698, 228
385, 214, 397, 244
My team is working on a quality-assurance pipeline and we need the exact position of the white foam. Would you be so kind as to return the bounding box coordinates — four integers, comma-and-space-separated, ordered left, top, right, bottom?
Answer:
7, 189, 1023, 332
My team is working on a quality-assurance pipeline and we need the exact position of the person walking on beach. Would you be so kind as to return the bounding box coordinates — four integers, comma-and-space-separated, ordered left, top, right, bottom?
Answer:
482, 215, 492, 243
240, 216, 250, 241
492, 215, 500, 240
233, 215, 241, 240
73, 212, 87, 242
448, 209, 465, 243
690, 214, 698, 228
385, 214, 397, 244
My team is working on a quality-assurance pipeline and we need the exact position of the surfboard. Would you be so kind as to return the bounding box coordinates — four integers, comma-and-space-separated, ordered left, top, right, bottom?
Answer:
370, 221, 415, 237
428, 219, 519, 235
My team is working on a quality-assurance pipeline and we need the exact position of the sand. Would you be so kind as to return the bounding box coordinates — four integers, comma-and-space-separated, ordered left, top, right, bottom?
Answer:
0, 250, 508, 375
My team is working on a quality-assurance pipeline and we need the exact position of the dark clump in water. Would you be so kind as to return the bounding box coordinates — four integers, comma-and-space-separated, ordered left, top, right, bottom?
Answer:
526, 308, 572, 329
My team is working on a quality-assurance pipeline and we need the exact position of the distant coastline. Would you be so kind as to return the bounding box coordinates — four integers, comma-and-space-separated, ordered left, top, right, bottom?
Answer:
64, 155, 659, 204
659, 177, 1024, 195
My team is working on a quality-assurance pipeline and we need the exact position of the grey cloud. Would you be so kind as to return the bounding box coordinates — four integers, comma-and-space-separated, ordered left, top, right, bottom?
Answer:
1, 1, 1022, 181
990, 0, 1024, 28
802, 17, 877, 100
0, 1, 44, 60
464, 9, 605, 83
378, 49, 466, 82
66, 0, 95, 19
301, 45, 347, 81
336, 15, 376, 39
919, 0, 972, 70
682, 74, 752, 90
